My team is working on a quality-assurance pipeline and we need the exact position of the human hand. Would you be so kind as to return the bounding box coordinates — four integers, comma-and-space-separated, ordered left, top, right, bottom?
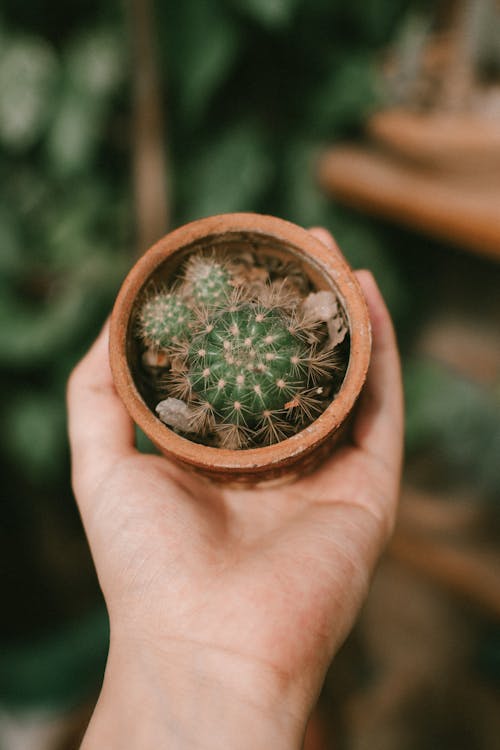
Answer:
67, 229, 403, 749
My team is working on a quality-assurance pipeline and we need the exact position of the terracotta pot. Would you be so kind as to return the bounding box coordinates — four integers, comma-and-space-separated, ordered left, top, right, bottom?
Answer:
109, 213, 371, 486
317, 145, 500, 261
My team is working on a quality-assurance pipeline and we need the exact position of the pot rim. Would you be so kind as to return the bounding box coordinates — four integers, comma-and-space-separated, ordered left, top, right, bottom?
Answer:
110, 212, 371, 476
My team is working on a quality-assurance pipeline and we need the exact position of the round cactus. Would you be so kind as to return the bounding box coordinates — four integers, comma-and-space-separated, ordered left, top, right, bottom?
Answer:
138, 290, 192, 349
172, 303, 335, 446
183, 255, 232, 306
188, 305, 308, 419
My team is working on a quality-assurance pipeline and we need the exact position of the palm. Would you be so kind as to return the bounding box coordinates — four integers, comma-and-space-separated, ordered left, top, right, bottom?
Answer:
81, 397, 398, 709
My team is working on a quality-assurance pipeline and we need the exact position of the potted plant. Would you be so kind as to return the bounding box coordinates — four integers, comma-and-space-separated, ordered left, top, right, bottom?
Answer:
109, 213, 371, 485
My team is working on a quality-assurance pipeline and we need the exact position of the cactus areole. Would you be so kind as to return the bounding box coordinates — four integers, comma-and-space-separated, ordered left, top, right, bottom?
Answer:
110, 214, 371, 484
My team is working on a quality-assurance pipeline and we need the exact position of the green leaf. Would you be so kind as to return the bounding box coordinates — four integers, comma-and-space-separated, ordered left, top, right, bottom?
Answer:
41, 186, 104, 268
164, 0, 241, 122
44, 26, 125, 175
344, 0, 412, 45
307, 54, 378, 134
135, 426, 159, 454
64, 27, 125, 99
2, 389, 66, 481
46, 89, 102, 176
0, 36, 58, 151
327, 213, 407, 320
280, 140, 332, 227
0, 274, 114, 368
0, 608, 108, 710
2, 166, 49, 220
0, 207, 23, 276
404, 358, 500, 496
228, 0, 301, 28
181, 121, 272, 219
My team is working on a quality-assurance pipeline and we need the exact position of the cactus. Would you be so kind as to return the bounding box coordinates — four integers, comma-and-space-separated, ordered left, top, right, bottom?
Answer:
138, 289, 193, 349
136, 251, 343, 448
183, 254, 232, 306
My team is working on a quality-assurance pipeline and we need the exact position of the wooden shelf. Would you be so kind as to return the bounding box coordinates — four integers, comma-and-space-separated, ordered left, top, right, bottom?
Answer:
388, 531, 500, 620
318, 145, 500, 261
367, 109, 500, 173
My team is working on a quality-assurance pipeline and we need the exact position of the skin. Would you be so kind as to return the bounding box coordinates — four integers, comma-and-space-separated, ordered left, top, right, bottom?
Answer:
67, 229, 403, 749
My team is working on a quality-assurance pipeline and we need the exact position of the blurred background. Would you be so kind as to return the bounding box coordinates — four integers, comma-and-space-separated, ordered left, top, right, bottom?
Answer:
1, 0, 499, 747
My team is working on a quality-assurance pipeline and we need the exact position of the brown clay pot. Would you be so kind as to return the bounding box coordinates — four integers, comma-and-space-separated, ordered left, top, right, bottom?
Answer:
109, 213, 371, 486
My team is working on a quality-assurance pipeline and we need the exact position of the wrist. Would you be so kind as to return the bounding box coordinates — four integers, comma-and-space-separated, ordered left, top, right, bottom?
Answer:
82, 633, 307, 750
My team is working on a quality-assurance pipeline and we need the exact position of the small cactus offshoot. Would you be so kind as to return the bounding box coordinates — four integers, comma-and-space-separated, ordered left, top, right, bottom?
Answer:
138, 291, 193, 349
136, 249, 347, 448
183, 255, 232, 306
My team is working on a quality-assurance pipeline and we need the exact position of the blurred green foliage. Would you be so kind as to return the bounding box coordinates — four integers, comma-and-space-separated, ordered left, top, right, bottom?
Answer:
1, 0, 498, 710
0, 607, 108, 710
405, 358, 500, 497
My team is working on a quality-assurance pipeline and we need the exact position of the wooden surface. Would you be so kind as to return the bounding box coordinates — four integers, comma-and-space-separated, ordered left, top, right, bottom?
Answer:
368, 109, 500, 173
318, 145, 500, 261
389, 531, 500, 620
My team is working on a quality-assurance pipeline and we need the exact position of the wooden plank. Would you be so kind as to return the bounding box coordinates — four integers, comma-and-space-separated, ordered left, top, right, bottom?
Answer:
318, 145, 500, 261
388, 531, 500, 620
367, 109, 500, 173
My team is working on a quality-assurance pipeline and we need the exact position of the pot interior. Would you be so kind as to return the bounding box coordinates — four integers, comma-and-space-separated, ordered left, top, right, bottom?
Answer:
126, 230, 351, 447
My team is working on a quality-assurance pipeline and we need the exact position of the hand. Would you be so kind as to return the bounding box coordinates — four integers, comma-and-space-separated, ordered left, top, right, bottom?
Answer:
67, 229, 403, 749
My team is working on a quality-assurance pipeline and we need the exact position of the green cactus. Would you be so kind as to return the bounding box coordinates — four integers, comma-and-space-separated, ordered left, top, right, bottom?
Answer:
138, 289, 192, 349
183, 254, 232, 306
136, 252, 342, 448
184, 303, 334, 446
